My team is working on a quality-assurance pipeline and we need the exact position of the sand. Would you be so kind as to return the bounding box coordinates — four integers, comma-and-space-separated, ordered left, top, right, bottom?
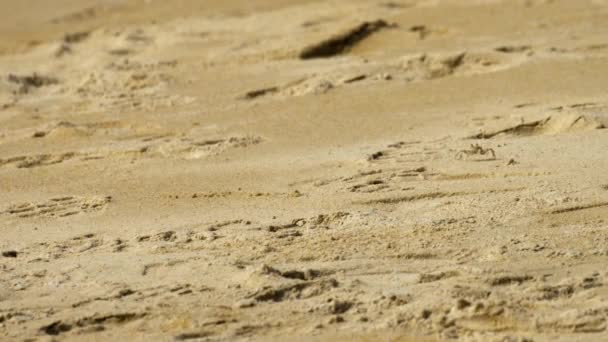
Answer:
1, 0, 608, 341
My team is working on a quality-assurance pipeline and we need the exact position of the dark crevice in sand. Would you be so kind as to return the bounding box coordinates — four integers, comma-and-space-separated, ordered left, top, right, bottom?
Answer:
299, 20, 395, 59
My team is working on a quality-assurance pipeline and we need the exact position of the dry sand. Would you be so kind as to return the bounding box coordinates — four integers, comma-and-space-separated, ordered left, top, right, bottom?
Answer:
2, 0, 608, 341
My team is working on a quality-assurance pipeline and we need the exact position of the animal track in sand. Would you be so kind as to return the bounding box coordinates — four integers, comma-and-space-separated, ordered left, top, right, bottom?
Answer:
254, 264, 327, 281
0, 152, 78, 169
263, 212, 350, 238
19, 233, 107, 261
406, 270, 461, 284
495, 45, 532, 54
240, 50, 524, 101
134, 231, 211, 255
241, 76, 336, 100
431, 171, 550, 181
348, 179, 390, 193
74, 64, 179, 112
366, 142, 444, 164
339, 166, 425, 194
0, 119, 144, 145
55, 31, 91, 57
410, 270, 608, 337
549, 202, 608, 214
468, 114, 605, 139
398, 50, 529, 81
6, 73, 59, 94
2, 196, 111, 219
40, 312, 147, 336
356, 191, 469, 205
356, 187, 523, 205
0, 134, 263, 169
6, 54, 185, 114
248, 278, 339, 303
132, 220, 254, 255
485, 274, 534, 286
104, 29, 155, 57
31, 120, 132, 139
296, 136, 551, 200
537, 200, 608, 228
548, 43, 608, 57
71, 283, 212, 309
536, 311, 607, 333
549, 101, 608, 114
147, 135, 264, 160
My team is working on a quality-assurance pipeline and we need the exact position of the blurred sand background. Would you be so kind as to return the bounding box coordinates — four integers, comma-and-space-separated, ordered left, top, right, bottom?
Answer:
2, 0, 608, 341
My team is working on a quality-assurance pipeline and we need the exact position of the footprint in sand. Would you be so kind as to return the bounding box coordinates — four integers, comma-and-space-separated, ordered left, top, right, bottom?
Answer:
2, 196, 111, 219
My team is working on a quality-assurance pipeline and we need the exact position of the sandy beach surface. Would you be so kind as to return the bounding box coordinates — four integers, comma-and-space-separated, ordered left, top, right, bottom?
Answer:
2, 0, 608, 341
